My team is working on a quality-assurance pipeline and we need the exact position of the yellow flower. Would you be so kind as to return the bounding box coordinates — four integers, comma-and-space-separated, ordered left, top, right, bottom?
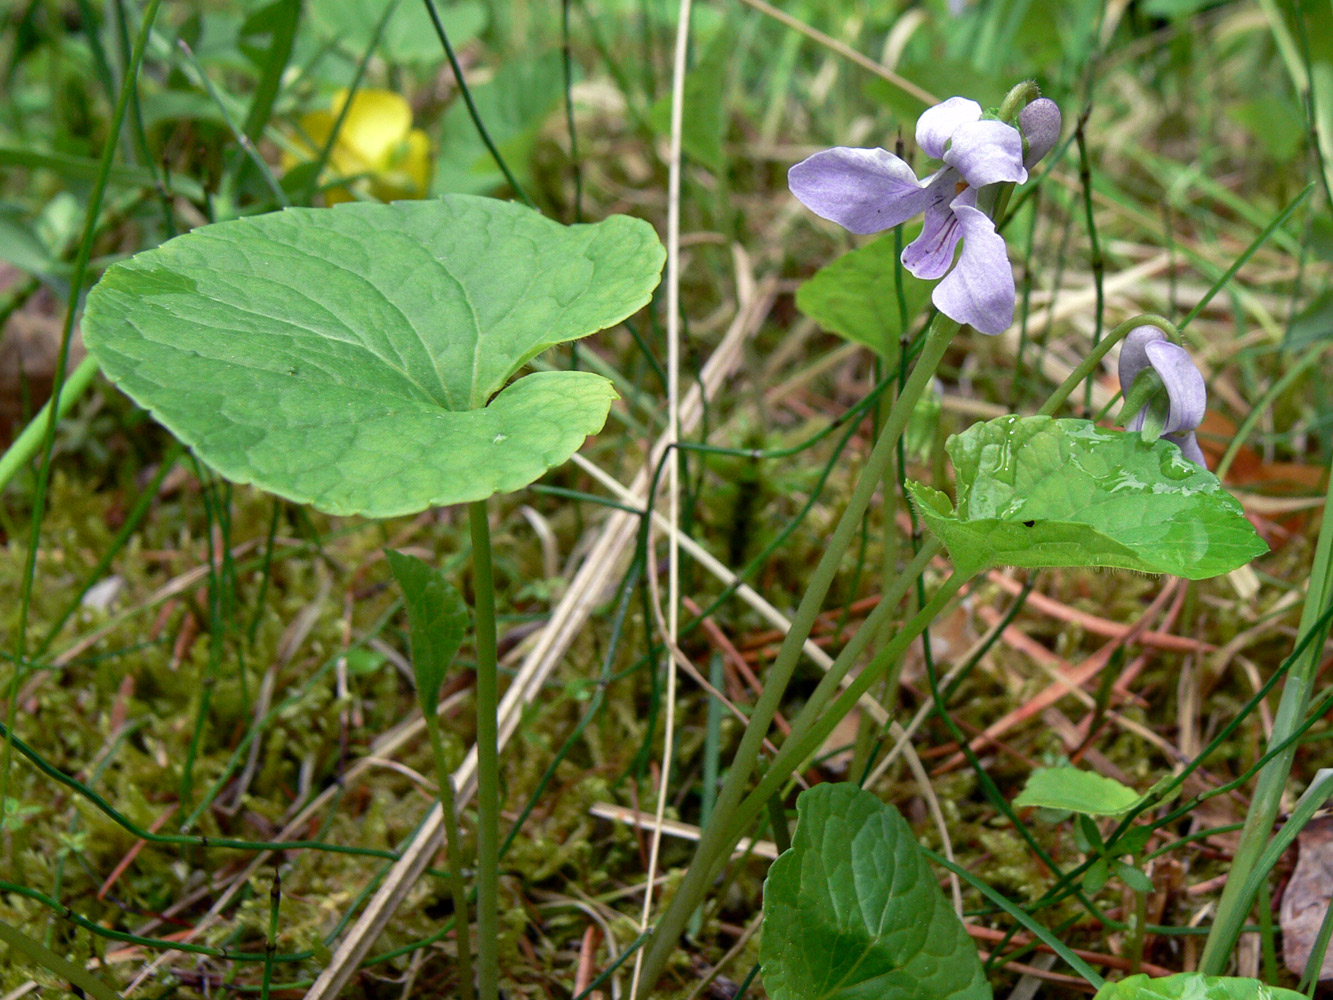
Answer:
287, 88, 431, 204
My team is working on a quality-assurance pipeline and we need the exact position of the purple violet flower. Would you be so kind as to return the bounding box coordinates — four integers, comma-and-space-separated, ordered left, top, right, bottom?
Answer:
1117, 324, 1208, 468
788, 96, 1053, 336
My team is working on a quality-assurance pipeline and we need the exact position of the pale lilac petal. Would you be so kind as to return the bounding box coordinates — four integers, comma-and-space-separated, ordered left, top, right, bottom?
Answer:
1117, 324, 1170, 393
1165, 432, 1208, 469
1144, 339, 1206, 435
787, 147, 929, 235
1019, 98, 1061, 168
916, 97, 982, 159
931, 200, 1014, 335
943, 120, 1027, 188
901, 171, 965, 280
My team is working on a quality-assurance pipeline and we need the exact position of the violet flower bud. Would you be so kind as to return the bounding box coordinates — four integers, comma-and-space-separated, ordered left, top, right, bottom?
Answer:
1018, 98, 1061, 169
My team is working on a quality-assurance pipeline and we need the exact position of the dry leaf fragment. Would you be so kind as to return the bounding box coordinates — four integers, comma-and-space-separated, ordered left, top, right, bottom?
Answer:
1280, 814, 1333, 981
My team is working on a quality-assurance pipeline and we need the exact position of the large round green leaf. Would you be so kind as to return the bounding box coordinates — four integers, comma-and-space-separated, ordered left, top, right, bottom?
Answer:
83, 196, 665, 517
906, 415, 1268, 580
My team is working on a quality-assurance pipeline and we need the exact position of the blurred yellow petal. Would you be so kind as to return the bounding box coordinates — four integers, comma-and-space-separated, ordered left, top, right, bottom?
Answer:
333, 88, 414, 166
297, 109, 336, 150
322, 186, 358, 205
285, 89, 429, 204
378, 129, 432, 198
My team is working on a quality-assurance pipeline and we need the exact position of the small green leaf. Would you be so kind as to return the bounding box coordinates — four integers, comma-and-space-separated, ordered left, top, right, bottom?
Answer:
1224, 98, 1308, 163
1114, 860, 1154, 894
84, 196, 665, 516
1077, 814, 1105, 853
1092, 973, 1305, 1000
1084, 856, 1109, 894
1015, 766, 1141, 817
385, 549, 469, 712
1286, 286, 1333, 350
434, 51, 565, 196
761, 782, 991, 1000
309, 0, 488, 65
795, 227, 930, 358
1113, 824, 1154, 858
647, 23, 734, 173
906, 416, 1268, 579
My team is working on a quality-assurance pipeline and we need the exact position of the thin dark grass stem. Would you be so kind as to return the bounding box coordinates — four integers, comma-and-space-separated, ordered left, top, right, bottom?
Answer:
922, 848, 1105, 987
302, 0, 398, 204
423, 0, 536, 209
1076, 109, 1104, 415
1178, 183, 1313, 332
175, 38, 290, 208
247, 499, 284, 648
261, 870, 281, 1000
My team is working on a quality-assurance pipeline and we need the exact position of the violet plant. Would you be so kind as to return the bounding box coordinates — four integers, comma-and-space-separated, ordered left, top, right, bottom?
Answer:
629, 82, 1317, 1000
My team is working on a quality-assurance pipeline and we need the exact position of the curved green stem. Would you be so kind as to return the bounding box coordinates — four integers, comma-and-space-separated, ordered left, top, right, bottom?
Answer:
634, 316, 959, 989
468, 500, 500, 1000
0, 355, 100, 494
714, 572, 968, 861
1038, 313, 1180, 417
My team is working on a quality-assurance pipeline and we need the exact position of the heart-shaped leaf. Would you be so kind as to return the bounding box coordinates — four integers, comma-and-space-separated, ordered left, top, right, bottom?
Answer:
1014, 766, 1141, 817
84, 196, 664, 517
1092, 974, 1304, 1000
761, 782, 991, 1000
906, 416, 1267, 579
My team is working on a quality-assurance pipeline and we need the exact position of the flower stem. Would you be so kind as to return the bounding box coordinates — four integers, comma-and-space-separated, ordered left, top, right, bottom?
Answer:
713, 571, 968, 863
634, 316, 959, 990
998, 80, 1041, 124
468, 500, 501, 1000
1199, 459, 1333, 971
1127, 879, 1148, 975
425, 718, 475, 1000
1037, 313, 1179, 417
